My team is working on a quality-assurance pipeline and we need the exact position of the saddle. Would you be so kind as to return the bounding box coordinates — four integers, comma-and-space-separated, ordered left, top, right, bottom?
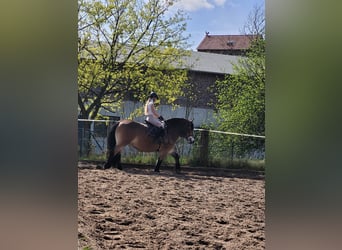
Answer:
145, 120, 166, 142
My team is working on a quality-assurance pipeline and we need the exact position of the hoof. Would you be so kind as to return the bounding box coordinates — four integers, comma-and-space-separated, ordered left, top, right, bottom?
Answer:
154, 169, 160, 173
103, 163, 111, 169
117, 165, 123, 170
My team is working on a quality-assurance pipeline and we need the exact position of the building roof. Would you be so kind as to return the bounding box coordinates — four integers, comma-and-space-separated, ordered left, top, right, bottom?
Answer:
197, 34, 258, 51
178, 51, 241, 75
80, 42, 242, 75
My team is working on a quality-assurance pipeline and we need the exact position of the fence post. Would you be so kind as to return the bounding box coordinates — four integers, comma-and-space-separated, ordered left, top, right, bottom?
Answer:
199, 130, 209, 166
230, 140, 234, 161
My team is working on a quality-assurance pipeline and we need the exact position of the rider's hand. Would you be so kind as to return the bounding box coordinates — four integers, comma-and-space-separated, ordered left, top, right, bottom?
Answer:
158, 115, 164, 121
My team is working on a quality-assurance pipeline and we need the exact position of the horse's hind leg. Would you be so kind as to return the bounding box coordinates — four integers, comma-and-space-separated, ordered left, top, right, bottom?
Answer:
110, 146, 123, 170
104, 147, 122, 170
104, 150, 114, 169
112, 152, 122, 170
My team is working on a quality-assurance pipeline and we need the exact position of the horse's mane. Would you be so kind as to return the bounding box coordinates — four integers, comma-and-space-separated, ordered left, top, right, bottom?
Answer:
165, 118, 188, 125
166, 118, 185, 121
138, 118, 191, 128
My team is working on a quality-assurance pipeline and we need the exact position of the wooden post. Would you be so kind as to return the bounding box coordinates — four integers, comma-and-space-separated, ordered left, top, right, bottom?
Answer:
199, 130, 209, 166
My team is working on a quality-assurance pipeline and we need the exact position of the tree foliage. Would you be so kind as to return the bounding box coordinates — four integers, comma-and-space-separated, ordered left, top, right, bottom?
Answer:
216, 38, 265, 136
216, 3, 265, 136
78, 0, 189, 119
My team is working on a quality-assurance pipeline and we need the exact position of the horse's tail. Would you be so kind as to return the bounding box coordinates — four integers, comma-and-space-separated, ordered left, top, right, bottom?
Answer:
104, 122, 119, 169
107, 122, 119, 152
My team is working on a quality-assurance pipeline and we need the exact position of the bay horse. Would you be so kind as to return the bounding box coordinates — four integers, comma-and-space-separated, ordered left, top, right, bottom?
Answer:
103, 118, 195, 173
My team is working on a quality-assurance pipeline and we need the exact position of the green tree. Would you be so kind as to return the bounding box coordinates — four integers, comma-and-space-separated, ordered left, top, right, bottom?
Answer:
216, 3, 265, 136
78, 0, 189, 119
216, 37, 265, 136
213, 38, 265, 159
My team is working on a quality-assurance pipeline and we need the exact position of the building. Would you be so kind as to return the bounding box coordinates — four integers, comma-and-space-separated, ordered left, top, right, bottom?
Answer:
176, 50, 240, 109
197, 33, 258, 56
100, 51, 242, 128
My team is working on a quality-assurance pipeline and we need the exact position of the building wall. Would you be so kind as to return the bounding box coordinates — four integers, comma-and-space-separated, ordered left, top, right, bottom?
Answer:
175, 71, 224, 109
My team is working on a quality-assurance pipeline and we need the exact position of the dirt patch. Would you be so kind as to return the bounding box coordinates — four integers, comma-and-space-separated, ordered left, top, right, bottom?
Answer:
78, 162, 265, 249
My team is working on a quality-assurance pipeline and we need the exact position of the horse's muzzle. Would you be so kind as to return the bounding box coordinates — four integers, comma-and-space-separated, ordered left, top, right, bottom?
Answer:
187, 136, 195, 144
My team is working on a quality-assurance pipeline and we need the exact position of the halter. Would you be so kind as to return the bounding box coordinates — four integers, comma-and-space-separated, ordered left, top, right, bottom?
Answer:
187, 136, 195, 144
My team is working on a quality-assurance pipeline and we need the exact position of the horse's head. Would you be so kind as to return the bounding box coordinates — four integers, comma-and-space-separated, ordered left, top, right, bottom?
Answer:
166, 118, 195, 144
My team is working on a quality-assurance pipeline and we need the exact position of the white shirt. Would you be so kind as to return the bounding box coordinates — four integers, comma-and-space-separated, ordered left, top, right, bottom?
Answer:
146, 99, 154, 116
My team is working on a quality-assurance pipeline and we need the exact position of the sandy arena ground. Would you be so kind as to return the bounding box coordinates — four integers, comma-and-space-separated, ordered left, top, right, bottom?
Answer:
78, 162, 265, 249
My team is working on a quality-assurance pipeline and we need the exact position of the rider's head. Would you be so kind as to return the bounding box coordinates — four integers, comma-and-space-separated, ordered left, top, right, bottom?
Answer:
149, 91, 159, 101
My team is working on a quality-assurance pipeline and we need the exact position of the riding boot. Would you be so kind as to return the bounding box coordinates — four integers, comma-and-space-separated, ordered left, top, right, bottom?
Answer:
159, 127, 165, 137
157, 127, 165, 144
151, 126, 159, 137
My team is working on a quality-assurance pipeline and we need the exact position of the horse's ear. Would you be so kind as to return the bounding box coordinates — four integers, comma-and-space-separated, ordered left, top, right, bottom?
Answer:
190, 118, 194, 129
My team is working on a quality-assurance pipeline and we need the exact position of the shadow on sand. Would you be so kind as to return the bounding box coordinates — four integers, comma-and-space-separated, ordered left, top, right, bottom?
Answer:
79, 161, 265, 181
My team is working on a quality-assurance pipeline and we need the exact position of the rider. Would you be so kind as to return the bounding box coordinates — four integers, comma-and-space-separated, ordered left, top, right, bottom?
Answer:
144, 92, 165, 138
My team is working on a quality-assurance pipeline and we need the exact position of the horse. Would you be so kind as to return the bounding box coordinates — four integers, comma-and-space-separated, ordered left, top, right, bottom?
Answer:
103, 118, 195, 173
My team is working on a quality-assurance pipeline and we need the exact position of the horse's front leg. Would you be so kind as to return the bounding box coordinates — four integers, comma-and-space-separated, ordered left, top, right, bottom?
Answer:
171, 151, 180, 173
